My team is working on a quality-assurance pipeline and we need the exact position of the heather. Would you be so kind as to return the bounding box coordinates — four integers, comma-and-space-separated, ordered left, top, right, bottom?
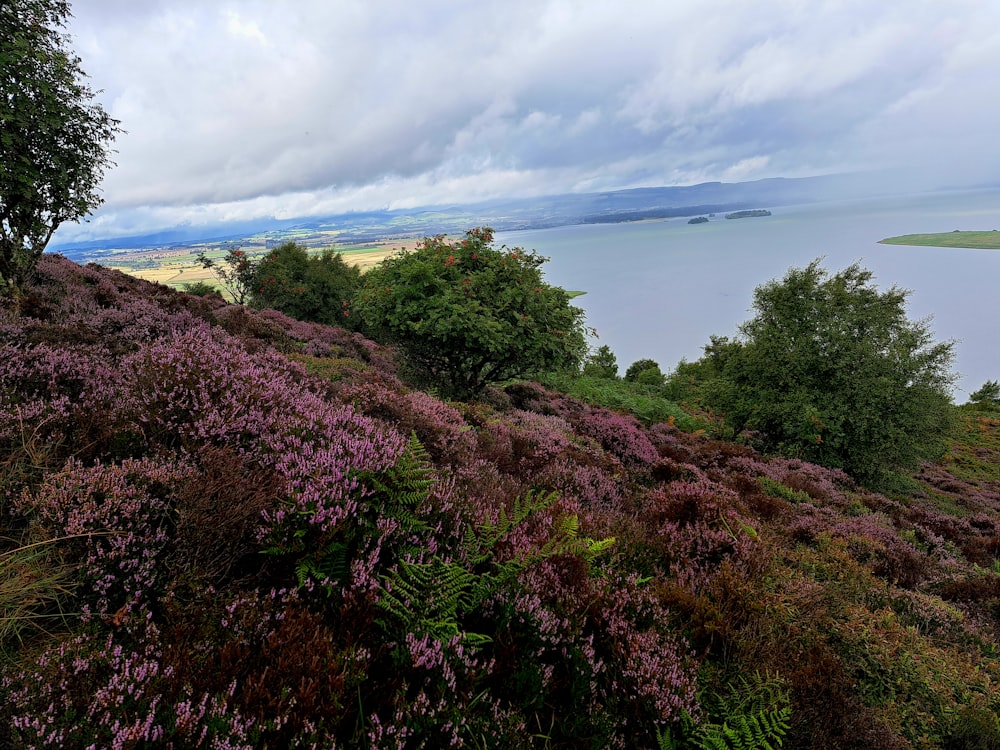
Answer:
0, 255, 998, 748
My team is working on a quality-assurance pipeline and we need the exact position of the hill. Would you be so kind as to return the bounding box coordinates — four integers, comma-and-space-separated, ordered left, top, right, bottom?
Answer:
2, 255, 998, 748
49, 172, 885, 263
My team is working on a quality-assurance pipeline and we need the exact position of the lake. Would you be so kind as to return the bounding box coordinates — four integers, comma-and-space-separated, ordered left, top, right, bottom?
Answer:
496, 188, 1000, 401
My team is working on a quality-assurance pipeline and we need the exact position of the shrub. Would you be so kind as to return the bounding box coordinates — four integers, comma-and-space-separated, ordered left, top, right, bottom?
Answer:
354, 227, 587, 398
251, 241, 362, 326
625, 358, 666, 386
702, 260, 956, 484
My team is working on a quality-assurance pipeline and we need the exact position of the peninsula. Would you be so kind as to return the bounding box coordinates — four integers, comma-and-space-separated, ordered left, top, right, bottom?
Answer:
879, 230, 1000, 249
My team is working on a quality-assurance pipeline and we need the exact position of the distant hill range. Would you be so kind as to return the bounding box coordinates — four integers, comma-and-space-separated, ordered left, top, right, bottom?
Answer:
50, 172, 894, 259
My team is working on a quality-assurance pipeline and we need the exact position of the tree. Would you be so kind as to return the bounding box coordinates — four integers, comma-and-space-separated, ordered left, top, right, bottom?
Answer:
582, 344, 619, 379
354, 227, 588, 398
1, 0, 121, 290
968, 380, 1000, 409
252, 241, 361, 326
196, 245, 258, 304
704, 260, 955, 483
624, 358, 665, 386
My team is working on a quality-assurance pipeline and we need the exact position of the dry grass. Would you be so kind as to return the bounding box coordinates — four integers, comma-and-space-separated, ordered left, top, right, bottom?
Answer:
0, 537, 78, 655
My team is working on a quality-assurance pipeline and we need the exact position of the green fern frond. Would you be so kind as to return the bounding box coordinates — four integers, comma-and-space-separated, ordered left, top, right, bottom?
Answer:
472, 489, 561, 554
367, 433, 435, 530
695, 671, 792, 750
377, 558, 489, 644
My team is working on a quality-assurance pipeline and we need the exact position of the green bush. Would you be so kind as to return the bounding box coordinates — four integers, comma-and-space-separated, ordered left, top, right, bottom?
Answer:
252, 241, 361, 326
701, 260, 956, 484
354, 227, 587, 398
625, 358, 665, 386
583, 344, 620, 379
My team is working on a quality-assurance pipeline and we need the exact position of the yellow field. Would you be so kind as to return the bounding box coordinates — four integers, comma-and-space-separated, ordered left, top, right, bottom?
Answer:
103, 239, 422, 292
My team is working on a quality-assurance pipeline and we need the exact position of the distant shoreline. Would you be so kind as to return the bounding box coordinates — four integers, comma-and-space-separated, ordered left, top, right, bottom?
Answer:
879, 230, 1000, 250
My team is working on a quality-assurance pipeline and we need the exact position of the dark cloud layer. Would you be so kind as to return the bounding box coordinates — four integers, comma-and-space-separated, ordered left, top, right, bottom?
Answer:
56, 0, 1000, 241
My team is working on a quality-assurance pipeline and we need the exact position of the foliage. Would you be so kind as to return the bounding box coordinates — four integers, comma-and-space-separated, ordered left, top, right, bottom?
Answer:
694, 672, 792, 750
625, 357, 666, 386
180, 280, 220, 297
355, 227, 588, 398
1, 254, 999, 749
702, 260, 956, 484
0, 0, 121, 290
251, 241, 361, 326
969, 380, 1000, 409
538, 372, 705, 432
583, 344, 620, 379
195, 245, 258, 304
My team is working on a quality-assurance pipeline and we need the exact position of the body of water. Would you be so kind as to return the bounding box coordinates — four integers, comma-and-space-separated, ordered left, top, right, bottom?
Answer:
496, 188, 1000, 401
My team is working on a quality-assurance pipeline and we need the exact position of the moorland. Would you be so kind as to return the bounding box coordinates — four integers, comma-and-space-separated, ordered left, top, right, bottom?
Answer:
1, 249, 999, 749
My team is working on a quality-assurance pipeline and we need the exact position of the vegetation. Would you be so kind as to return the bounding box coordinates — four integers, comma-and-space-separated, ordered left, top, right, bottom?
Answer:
582, 344, 620, 379
970, 380, 1000, 410
626, 358, 667, 387
687, 216, 709, 224
195, 245, 258, 304
0, 0, 121, 291
0, 254, 998, 748
251, 240, 362, 326
354, 227, 588, 398
880, 230, 1000, 249
696, 260, 956, 484
724, 210, 771, 219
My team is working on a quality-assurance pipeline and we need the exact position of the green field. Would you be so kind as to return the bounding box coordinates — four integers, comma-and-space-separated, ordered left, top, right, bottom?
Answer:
879, 230, 1000, 249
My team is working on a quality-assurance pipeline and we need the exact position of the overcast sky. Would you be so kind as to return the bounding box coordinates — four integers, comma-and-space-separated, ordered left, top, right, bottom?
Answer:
56, 0, 1000, 243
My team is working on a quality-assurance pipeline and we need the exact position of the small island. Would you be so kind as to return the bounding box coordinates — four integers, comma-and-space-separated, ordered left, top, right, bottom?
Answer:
879, 230, 1000, 249
725, 209, 771, 219
687, 216, 709, 224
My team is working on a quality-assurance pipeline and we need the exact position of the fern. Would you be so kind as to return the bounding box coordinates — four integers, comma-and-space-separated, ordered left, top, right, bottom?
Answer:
464, 490, 615, 568
377, 558, 491, 645
695, 671, 792, 750
366, 432, 435, 539
466, 488, 561, 559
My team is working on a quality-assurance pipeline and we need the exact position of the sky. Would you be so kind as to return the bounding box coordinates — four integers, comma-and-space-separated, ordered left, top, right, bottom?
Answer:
55, 0, 1000, 244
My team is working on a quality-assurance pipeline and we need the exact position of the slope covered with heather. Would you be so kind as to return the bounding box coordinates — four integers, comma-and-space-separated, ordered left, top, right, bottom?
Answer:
1, 255, 999, 749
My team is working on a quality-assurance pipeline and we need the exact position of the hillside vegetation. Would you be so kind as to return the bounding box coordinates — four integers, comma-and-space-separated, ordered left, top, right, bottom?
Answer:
1, 255, 999, 749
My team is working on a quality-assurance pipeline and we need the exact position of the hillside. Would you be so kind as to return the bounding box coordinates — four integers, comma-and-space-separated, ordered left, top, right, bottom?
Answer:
1, 255, 998, 749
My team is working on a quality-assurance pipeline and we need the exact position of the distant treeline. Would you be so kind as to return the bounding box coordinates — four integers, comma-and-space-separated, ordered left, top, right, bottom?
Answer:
725, 209, 772, 219
581, 204, 752, 224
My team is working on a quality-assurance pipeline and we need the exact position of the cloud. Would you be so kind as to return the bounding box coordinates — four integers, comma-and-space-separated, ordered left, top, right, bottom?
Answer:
54, 0, 1000, 241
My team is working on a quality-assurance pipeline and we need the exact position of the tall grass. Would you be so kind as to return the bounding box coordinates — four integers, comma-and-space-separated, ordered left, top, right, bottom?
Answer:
0, 536, 81, 658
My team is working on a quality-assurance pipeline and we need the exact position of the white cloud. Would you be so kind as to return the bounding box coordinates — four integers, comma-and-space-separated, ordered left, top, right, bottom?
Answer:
52, 0, 1000, 242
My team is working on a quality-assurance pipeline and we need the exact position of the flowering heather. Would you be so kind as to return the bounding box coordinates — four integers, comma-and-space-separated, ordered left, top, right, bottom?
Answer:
1, 256, 999, 749
16, 457, 190, 617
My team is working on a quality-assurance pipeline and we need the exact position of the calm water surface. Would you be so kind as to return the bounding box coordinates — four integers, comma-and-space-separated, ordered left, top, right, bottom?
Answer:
496, 189, 1000, 400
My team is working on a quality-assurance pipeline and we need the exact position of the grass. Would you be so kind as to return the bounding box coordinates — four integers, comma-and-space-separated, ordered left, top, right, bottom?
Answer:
0, 537, 78, 656
943, 409, 1000, 484
879, 231, 1000, 249
539, 373, 706, 431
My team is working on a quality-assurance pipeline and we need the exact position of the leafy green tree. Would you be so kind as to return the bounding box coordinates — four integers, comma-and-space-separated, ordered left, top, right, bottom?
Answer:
624, 358, 665, 386
354, 227, 587, 398
704, 260, 955, 483
251, 241, 361, 326
1, 0, 122, 290
195, 245, 258, 304
583, 344, 619, 379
